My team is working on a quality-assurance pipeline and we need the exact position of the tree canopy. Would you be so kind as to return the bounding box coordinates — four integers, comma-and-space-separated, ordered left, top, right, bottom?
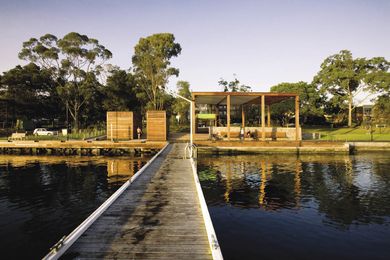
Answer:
313, 50, 390, 127
101, 69, 140, 112
19, 32, 112, 130
0, 63, 59, 121
132, 33, 181, 110
218, 75, 251, 92
270, 81, 323, 125
172, 81, 191, 125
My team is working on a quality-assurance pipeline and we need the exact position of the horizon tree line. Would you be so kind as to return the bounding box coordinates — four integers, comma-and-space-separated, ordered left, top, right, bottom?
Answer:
0, 32, 389, 131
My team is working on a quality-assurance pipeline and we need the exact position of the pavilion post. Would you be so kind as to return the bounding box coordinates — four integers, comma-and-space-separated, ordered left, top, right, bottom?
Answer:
241, 105, 245, 128
267, 105, 271, 127
261, 95, 265, 140
295, 95, 300, 141
227, 94, 231, 140
191, 94, 196, 143
215, 105, 218, 127
242, 105, 245, 140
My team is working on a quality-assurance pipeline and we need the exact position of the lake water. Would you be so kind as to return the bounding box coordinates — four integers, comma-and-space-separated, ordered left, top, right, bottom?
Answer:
198, 152, 390, 260
0, 155, 150, 259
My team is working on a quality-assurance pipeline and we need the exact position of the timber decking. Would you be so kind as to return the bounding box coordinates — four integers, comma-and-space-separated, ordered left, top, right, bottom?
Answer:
65, 143, 212, 259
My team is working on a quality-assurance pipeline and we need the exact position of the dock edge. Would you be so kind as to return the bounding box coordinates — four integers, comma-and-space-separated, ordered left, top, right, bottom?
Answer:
42, 143, 169, 260
190, 157, 224, 260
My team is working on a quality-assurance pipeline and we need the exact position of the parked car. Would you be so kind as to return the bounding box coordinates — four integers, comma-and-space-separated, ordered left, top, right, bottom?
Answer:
33, 128, 58, 136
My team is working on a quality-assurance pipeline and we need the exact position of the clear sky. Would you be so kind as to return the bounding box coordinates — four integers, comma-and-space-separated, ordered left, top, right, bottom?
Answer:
0, 0, 389, 91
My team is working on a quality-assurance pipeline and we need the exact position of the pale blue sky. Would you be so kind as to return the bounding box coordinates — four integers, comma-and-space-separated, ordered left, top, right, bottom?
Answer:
0, 0, 389, 91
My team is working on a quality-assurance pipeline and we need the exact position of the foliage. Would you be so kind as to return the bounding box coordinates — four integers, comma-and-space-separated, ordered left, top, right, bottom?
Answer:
372, 95, 390, 124
101, 69, 140, 112
0, 63, 60, 122
218, 75, 251, 92
172, 81, 191, 125
132, 33, 181, 110
198, 168, 218, 182
313, 50, 390, 127
270, 81, 323, 125
19, 32, 112, 130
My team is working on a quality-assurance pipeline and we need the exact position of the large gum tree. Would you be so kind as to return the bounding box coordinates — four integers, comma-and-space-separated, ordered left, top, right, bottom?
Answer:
314, 50, 389, 127
19, 32, 112, 130
132, 33, 181, 110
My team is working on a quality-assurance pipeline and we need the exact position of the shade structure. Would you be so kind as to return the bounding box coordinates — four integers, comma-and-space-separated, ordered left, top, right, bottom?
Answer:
191, 91, 301, 141
193, 92, 297, 106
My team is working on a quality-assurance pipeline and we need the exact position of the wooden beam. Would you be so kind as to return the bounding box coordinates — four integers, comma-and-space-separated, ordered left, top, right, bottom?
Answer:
295, 95, 300, 141
267, 105, 271, 127
227, 95, 231, 140
261, 95, 265, 140
192, 92, 298, 97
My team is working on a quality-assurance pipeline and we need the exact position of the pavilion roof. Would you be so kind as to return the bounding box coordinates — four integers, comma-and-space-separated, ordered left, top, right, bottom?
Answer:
192, 92, 298, 106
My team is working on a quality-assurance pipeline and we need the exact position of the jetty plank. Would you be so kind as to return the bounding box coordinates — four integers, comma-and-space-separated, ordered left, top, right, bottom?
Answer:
65, 143, 212, 259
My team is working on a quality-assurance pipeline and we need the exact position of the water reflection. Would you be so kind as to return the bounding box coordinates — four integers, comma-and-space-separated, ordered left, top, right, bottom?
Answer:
199, 153, 390, 226
0, 155, 150, 259
198, 153, 390, 260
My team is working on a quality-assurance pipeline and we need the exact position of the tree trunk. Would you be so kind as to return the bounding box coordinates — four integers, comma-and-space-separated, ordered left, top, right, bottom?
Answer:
74, 109, 79, 131
69, 104, 79, 132
348, 95, 352, 127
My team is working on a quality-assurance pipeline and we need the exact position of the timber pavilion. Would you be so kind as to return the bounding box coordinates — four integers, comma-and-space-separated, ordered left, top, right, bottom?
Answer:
191, 92, 301, 142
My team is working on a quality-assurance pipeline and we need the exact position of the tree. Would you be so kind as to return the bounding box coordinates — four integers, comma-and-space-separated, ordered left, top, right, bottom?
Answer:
313, 50, 390, 127
363, 57, 390, 94
372, 95, 390, 124
132, 33, 181, 110
270, 81, 324, 125
172, 81, 191, 125
0, 63, 59, 122
218, 75, 251, 92
101, 69, 140, 111
19, 32, 112, 130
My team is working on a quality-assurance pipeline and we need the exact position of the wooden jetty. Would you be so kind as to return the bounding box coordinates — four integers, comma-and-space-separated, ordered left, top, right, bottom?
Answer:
44, 143, 222, 260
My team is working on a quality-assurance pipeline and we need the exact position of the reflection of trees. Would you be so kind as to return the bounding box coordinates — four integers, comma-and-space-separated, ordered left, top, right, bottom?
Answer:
198, 153, 390, 227
309, 156, 390, 228
0, 155, 150, 256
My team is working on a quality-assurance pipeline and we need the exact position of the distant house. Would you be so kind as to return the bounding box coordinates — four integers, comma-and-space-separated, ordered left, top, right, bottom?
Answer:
354, 105, 373, 124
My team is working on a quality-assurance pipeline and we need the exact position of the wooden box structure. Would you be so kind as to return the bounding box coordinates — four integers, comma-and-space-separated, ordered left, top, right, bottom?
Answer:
107, 111, 135, 140
147, 111, 167, 141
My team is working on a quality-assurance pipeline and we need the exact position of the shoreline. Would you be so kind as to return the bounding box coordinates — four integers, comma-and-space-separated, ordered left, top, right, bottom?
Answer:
0, 140, 389, 155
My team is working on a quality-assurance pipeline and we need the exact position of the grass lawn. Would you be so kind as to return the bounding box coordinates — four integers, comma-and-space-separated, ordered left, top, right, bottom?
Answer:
0, 129, 106, 141
303, 126, 390, 141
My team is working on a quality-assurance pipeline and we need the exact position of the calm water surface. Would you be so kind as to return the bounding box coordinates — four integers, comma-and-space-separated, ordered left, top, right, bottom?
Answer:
198, 152, 390, 260
0, 155, 150, 259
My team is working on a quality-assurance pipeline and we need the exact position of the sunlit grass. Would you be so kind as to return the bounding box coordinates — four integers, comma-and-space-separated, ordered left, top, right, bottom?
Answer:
303, 127, 390, 141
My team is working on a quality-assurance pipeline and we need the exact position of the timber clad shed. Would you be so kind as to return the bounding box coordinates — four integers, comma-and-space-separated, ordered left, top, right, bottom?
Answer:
107, 111, 135, 140
147, 111, 167, 141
